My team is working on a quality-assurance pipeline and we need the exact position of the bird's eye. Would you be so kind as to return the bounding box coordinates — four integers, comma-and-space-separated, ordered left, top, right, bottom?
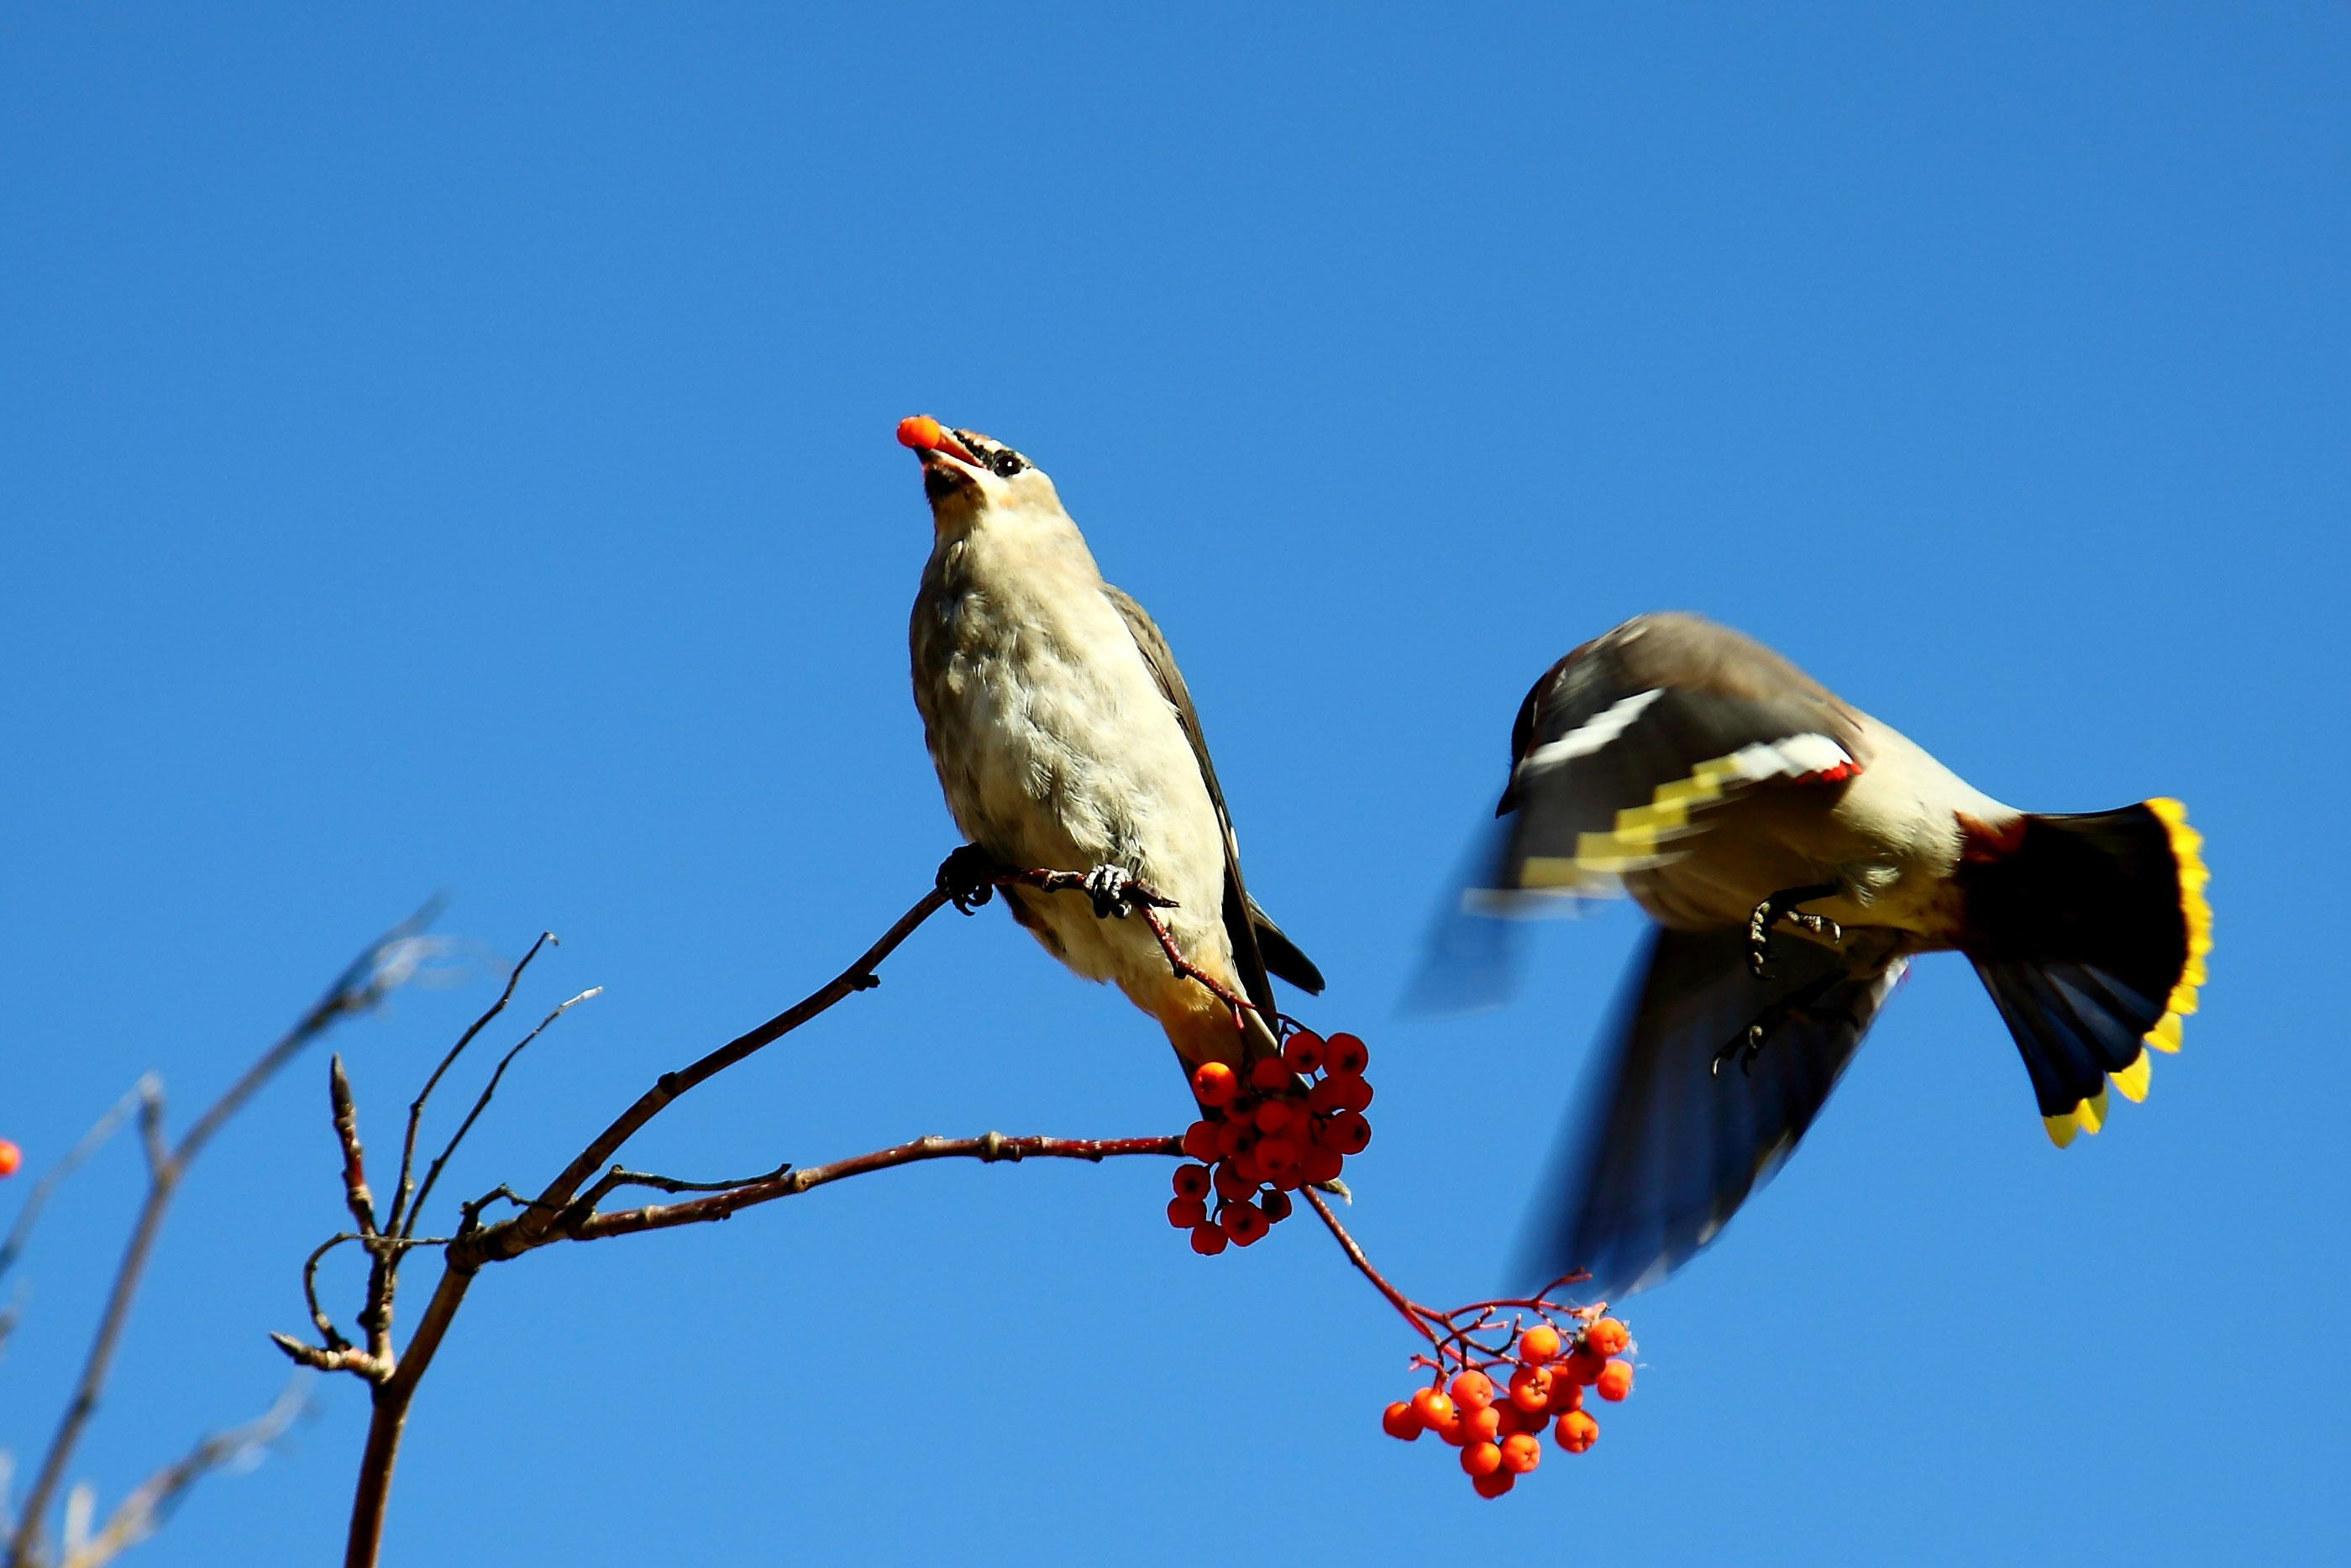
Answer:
991, 451, 1026, 478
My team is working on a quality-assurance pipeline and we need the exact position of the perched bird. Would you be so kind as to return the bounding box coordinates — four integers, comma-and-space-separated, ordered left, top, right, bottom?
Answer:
1424, 611, 2210, 1298
901, 416, 1322, 1075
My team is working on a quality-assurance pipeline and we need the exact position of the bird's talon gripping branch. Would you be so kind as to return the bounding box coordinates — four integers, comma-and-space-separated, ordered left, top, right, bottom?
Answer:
1082, 863, 1138, 920
1745, 883, 1845, 978
936, 844, 1002, 915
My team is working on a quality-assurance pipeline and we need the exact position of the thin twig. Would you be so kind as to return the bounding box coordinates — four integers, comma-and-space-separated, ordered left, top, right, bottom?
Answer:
0, 1076, 161, 1287
1302, 1188, 1441, 1346
3, 904, 436, 1568
328, 1057, 376, 1237
57, 1375, 311, 1568
386, 933, 553, 1237
401, 987, 599, 1239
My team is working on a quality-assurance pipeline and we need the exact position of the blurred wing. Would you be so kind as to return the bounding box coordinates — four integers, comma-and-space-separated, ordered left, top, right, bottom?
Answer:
1514, 925, 1905, 1298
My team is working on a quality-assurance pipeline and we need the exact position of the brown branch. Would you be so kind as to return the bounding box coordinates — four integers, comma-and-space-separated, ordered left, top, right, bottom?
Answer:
56, 1375, 310, 1568
3, 905, 436, 1568
0, 1074, 159, 1289
400, 987, 599, 1239
1303, 1188, 1441, 1346
386, 933, 552, 1237
566, 1134, 1183, 1241
329, 1057, 376, 1236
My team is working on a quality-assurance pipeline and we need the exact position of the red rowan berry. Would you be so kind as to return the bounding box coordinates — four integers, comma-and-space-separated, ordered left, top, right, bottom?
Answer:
1173, 1164, 1211, 1199
1190, 1222, 1228, 1256
1231, 1147, 1269, 1186
1555, 1410, 1598, 1453
1508, 1364, 1553, 1413
1254, 1136, 1301, 1181
1211, 1161, 1256, 1202
1215, 1120, 1251, 1159
1168, 1197, 1207, 1229
1325, 1033, 1369, 1076
0, 1141, 19, 1178
1330, 1075, 1373, 1114
1472, 1468, 1515, 1498
1460, 1440, 1503, 1479
1595, 1360, 1634, 1402
1220, 1201, 1269, 1245
1282, 1030, 1325, 1073
1182, 1120, 1220, 1161
1518, 1324, 1563, 1364
1260, 1188, 1294, 1224
1307, 1078, 1345, 1115
1300, 1146, 1344, 1185
1382, 1401, 1423, 1441
1323, 1111, 1372, 1155
1449, 1370, 1495, 1411
1586, 1317, 1630, 1356
1409, 1388, 1455, 1429
1500, 1434, 1541, 1475
1192, 1062, 1238, 1106
1249, 1058, 1292, 1093
1253, 1099, 1294, 1135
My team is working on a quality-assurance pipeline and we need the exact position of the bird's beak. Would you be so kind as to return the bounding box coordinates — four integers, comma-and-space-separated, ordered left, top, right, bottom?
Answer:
897, 415, 981, 469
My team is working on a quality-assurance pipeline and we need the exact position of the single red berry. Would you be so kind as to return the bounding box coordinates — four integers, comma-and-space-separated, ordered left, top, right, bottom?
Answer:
1254, 1135, 1301, 1182
1167, 1196, 1207, 1229
1253, 1099, 1294, 1135
1508, 1364, 1554, 1413
1215, 1120, 1251, 1159
1192, 1062, 1237, 1107
1325, 1033, 1369, 1076
1249, 1058, 1292, 1093
1449, 1370, 1495, 1411
1181, 1120, 1220, 1161
1300, 1146, 1344, 1185
1322, 1111, 1372, 1155
1260, 1188, 1294, 1224
1307, 1077, 1346, 1115
1330, 1074, 1373, 1114
1189, 1222, 1228, 1256
1212, 1161, 1257, 1202
1382, 1401, 1423, 1441
1231, 1146, 1269, 1186
1409, 1388, 1455, 1429
1556, 1410, 1598, 1453
1518, 1324, 1563, 1364
1471, 1468, 1516, 1499
1586, 1317, 1630, 1356
1220, 1201, 1269, 1245
0, 1141, 20, 1178
1595, 1360, 1634, 1402
1459, 1440, 1503, 1479
1173, 1164, 1211, 1199
1282, 1030, 1325, 1073
1500, 1434, 1541, 1475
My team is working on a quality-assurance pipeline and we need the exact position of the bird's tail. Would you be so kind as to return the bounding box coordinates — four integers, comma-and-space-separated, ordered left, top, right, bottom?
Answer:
1957, 799, 2212, 1146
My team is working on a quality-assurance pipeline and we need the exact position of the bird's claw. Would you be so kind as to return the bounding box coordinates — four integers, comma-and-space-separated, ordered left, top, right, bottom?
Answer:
936, 845, 1002, 915
1084, 865, 1138, 920
1745, 884, 1845, 978
1713, 1023, 1767, 1078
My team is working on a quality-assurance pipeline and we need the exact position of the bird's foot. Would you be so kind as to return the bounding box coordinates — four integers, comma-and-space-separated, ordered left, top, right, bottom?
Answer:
1745, 884, 1845, 978
1080, 864, 1173, 920
936, 845, 1003, 915
1713, 972, 1844, 1077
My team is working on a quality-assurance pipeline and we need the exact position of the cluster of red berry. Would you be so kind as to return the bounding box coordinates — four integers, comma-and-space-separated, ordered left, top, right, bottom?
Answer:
1382, 1314, 1635, 1497
1165, 1030, 1372, 1256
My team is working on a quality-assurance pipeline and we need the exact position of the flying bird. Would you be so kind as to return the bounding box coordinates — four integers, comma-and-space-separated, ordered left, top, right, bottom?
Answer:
901, 416, 1323, 1077
1425, 611, 2210, 1298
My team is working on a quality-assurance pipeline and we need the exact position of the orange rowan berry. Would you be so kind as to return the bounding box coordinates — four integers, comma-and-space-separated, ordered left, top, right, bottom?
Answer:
1449, 1370, 1495, 1411
1545, 1379, 1582, 1416
1500, 1433, 1542, 1474
1555, 1410, 1598, 1453
1432, 1407, 1467, 1445
1249, 1058, 1292, 1093
1168, 1197, 1207, 1229
1182, 1120, 1220, 1161
1518, 1324, 1563, 1365
1253, 1099, 1294, 1135
1282, 1031, 1325, 1073
1514, 1408, 1551, 1439
1586, 1317, 1630, 1356
1471, 1468, 1516, 1498
1173, 1164, 1211, 1200
1561, 1346, 1610, 1385
895, 414, 945, 449
1323, 1111, 1372, 1155
1260, 1188, 1294, 1224
1382, 1401, 1423, 1441
1409, 1388, 1455, 1429
1192, 1062, 1237, 1108
0, 1141, 19, 1178
1190, 1222, 1228, 1256
1491, 1400, 1530, 1438
1300, 1146, 1344, 1185
1220, 1201, 1269, 1245
1508, 1364, 1553, 1413
1465, 1404, 1504, 1445
1595, 1360, 1634, 1402
1460, 1440, 1503, 1479
1325, 1033, 1369, 1076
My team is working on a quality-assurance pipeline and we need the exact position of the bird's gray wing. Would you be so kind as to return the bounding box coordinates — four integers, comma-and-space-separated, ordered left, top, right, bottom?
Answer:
1410, 614, 1866, 1010
1514, 924, 1906, 1298
1102, 585, 1322, 1008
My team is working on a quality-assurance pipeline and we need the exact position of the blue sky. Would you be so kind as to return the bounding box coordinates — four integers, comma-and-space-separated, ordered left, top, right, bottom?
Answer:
3, 4, 2344, 1563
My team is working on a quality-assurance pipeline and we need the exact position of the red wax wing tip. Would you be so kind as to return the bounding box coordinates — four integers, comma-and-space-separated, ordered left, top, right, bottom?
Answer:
0, 1140, 20, 1177
896, 415, 944, 450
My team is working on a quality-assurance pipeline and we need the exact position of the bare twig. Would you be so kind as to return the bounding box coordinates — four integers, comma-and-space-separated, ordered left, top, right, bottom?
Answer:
328, 1058, 376, 1237
3, 905, 436, 1568
56, 1375, 310, 1568
1302, 1187, 1441, 1345
401, 987, 599, 1239
0, 1076, 161, 1288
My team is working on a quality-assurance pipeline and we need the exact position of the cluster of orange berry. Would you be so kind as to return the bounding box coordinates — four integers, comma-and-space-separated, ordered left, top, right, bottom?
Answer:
1382, 1315, 1635, 1497
1165, 1029, 1372, 1256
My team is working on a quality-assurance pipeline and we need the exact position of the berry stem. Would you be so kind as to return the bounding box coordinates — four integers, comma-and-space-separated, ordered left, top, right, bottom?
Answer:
1301, 1187, 1441, 1347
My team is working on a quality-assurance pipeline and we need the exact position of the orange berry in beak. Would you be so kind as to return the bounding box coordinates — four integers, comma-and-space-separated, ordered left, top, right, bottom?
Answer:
896, 415, 944, 450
